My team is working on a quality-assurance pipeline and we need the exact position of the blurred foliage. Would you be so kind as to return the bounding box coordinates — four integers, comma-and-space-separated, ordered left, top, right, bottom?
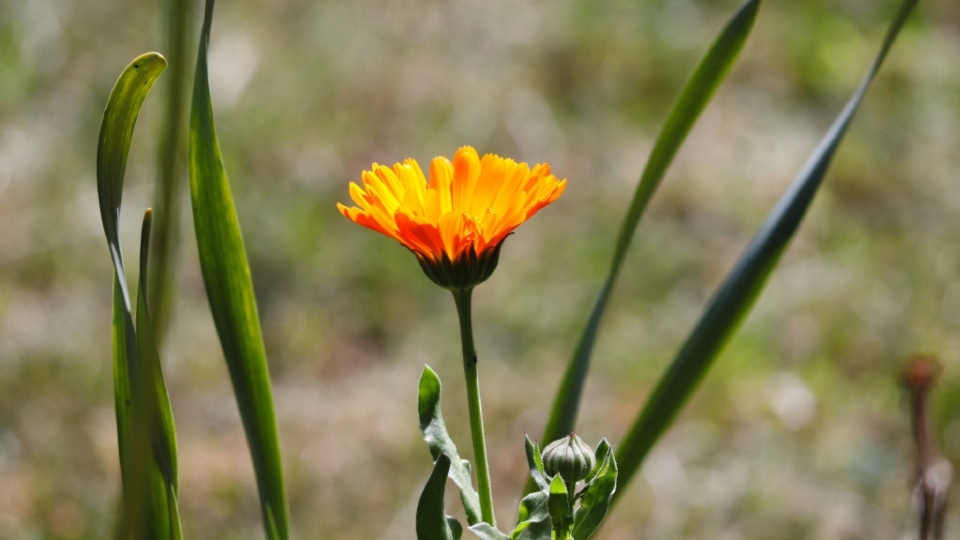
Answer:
0, 0, 958, 539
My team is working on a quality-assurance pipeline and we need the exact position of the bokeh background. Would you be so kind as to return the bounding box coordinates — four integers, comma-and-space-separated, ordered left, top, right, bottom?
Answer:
2, 0, 960, 538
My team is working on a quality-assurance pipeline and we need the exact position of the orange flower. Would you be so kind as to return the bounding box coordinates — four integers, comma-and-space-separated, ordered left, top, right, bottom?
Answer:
338, 146, 566, 289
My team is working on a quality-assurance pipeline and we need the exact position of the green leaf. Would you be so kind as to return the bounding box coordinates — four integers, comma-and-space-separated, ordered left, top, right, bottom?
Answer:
112, 277, 133, 539
514, 491, 548, 530
418, 366, 483, 525
524, 435, 549, 490
509, 490, 551, 540
97, 52, 168, 314
613, 0, 920, 503
96, 52, 181, 540
136, 210, 179, 494
447, 517, 463, 540
148, 0, 194, 345
582, 439, 611, 486
100, 50, 163, 497
514, 518, 553, 540
110, 213, 183, 540
571, 442, 616, 540
416, 453, 459, 540
133, 210, 183, 540
547, 476, 571, 540
188, 0, 289, 537
537, 0, 762, 468
469, 523, 511, 540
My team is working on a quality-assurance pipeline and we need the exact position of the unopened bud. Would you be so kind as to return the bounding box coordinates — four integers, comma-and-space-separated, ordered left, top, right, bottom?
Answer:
542, 433, 595, 482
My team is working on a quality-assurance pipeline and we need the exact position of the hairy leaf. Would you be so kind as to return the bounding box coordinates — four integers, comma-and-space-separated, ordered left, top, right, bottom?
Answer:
418, 366, 483, 525
416, 454, 459, 540
571, 443, 616, 540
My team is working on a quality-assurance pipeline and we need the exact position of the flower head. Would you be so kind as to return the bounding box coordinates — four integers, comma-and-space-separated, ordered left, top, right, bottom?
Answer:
338, 146, 566, 289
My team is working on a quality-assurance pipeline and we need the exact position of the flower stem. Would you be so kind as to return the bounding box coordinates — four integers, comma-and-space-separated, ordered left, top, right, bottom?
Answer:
565, 480, 576, 507
451, 287, 496, 527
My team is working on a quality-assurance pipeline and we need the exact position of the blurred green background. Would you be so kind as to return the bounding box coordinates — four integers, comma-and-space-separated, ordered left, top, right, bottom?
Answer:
1, 0, 959, 538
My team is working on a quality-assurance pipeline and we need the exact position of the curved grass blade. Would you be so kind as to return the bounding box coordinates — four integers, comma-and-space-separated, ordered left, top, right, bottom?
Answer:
137, 210, 179, 493
148, 0, 193, 345
536, 0, 761, 480
97, 52, 167, 314
96, 53, 181, 539
188, 0, 289, 537
132, 209, 182, 539
613, 0, 920, 502
112, 275, 132, 538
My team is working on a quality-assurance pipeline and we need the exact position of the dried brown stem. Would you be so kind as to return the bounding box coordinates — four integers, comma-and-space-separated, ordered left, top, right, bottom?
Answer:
902, 356, 953, 540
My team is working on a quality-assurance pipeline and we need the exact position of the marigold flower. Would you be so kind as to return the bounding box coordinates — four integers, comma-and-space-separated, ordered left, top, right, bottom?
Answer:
338, 146, 566, 289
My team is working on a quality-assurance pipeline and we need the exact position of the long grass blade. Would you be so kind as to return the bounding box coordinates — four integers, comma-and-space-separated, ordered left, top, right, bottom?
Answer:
188, 0, 290, 537
613, 0, 920, 501
111, 276, 134, 538
149, 0, 193, 345
97, 53, 180, 539
538, 0, 761, 468
97, 52, 167, 315
134, 209, 183, 539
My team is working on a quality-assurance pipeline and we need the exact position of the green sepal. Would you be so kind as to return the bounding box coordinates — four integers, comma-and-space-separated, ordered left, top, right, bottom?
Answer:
524, 435, 549, 490
416, 453, 460, 540
414, 242, 504, 291
547, 476, 571, 540
417, 366, 482, 525
571, 441, 617, 540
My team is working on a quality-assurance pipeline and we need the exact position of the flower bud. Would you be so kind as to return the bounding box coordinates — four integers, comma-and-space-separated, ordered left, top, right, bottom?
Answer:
542, 433, 595, 483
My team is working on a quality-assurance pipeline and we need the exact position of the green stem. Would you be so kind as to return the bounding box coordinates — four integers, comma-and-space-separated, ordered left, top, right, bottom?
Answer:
565, 480, 576, 508
149, 0, 192, 347
451, 287, 496, 527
